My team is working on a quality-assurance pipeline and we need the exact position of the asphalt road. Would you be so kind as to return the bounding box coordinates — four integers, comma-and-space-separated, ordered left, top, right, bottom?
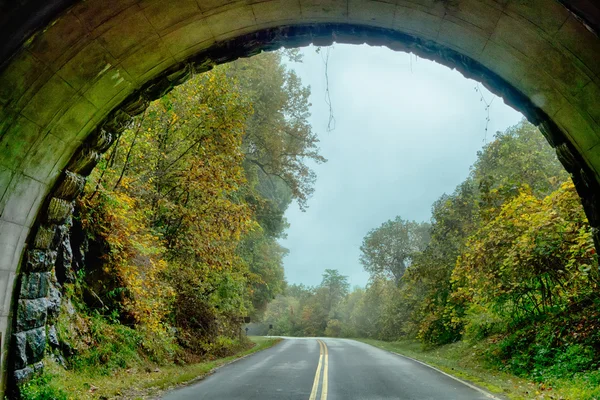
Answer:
161, 338, 495, 400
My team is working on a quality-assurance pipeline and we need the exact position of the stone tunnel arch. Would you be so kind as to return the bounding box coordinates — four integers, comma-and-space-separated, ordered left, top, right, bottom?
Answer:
1, 0, 600, 395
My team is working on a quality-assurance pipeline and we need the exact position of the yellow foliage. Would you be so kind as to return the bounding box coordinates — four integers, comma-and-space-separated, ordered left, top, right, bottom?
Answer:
452, 180, 598, 319
82, 66, 259, 342
80, 190, 174, 334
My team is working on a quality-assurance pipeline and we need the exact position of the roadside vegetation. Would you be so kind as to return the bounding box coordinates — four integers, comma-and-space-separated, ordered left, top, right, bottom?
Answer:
263, 121, 600, 399
20, 336, 280, 400
19, 50, 314, 399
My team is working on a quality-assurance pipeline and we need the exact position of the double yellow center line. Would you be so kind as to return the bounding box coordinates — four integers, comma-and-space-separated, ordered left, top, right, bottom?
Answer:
309, 339, 329, 400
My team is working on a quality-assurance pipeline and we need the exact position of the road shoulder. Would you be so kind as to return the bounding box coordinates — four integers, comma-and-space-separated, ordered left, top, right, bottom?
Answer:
355, 338, 522, 400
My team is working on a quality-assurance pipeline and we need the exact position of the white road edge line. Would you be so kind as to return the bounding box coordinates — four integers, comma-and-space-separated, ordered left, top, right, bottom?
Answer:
386, 350, 503, 400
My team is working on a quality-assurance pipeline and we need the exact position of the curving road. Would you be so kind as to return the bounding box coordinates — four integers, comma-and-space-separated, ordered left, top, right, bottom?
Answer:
161, 338, 497, 400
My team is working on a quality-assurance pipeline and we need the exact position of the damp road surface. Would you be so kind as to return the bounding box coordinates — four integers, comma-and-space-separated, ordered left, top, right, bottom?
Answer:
161, 337, 497, 400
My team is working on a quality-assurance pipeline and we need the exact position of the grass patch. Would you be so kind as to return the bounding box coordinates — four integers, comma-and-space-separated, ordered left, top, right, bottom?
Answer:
357, 338, 600, 400
23, 336, 281, 400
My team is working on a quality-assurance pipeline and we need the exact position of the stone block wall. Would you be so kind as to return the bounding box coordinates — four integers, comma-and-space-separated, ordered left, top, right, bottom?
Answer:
9, 128, 116, 386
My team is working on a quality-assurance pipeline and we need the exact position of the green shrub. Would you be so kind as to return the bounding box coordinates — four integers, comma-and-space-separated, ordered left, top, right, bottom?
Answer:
68, 313, 143, 374
207, 336, 247, 358
542, 345, 597, 380
19, 373, 68, 400
490, 317, 600, 383
463, 305, 507, 342
138, 324, 181, 364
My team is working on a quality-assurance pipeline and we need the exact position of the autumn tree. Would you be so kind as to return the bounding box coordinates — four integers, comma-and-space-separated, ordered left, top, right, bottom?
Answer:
229, 51, 326, 211
320, 269, 350, 313
472, 119, 569, 222
226, 51, 326, 319
360, 217, 430, 284
238, 230, 287, 318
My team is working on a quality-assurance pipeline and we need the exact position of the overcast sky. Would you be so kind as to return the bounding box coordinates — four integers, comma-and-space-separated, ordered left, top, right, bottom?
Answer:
279, 44, 523, 288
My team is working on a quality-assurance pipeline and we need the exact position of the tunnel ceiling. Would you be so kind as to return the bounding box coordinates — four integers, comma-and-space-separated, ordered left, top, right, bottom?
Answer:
1, 0, 598, 64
